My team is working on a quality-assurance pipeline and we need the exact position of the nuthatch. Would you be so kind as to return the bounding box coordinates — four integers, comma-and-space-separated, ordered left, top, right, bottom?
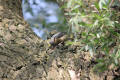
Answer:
49, 32, 68, 47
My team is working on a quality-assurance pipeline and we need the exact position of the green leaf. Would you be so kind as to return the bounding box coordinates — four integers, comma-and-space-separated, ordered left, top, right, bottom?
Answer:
99, 0, 106, 9
94, 2, 100, 10
99, 0, 111, 9
67, 0, 73, 8
89, 48, 94, 57
65, 41, 74, 45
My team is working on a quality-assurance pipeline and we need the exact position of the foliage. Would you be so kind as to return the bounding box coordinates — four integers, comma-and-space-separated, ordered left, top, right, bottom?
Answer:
62, 0, 120, 72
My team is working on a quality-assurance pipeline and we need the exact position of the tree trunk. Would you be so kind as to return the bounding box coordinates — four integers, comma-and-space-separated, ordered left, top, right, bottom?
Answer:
0, 0, 118, 80
0, 0, 72, 80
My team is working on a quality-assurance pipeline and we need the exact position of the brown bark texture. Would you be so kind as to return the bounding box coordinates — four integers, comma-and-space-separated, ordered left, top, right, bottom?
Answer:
0, 0, 120, 80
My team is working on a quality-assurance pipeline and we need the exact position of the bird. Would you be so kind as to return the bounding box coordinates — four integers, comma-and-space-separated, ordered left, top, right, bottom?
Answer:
49, 32, 68, 46
22, 0, 69, 43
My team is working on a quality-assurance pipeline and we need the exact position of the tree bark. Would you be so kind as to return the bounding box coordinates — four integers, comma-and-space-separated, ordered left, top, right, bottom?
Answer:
0, 0, 72, 80
0, 0, 118, 80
